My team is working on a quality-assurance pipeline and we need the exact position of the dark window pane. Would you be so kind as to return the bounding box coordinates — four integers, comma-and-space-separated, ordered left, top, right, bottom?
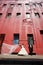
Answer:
37, 3, 42, 7
16, 13, 21, 16
33, 3, 36, 6
13, 34, 19, 44
18, 3, 22, 5
34, 12, 40, 18
40, 30, 43, 34
0, 13, 2, 17
40, 30, 43, 41
27, 34, 34, 45
25, 3, 29, 5
3, 4, 7, 6
10, 4, 14, 5
42, 12, 43, 15
6, 13, 11, 18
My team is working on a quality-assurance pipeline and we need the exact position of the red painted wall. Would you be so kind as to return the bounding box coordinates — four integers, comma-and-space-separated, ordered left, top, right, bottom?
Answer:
0, 0, 43, 55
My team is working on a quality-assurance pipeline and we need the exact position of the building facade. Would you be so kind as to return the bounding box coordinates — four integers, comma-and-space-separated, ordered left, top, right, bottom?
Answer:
0, 0, 43, 55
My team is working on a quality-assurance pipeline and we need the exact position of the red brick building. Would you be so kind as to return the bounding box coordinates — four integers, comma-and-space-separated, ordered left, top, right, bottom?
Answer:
0, 0, 43, 55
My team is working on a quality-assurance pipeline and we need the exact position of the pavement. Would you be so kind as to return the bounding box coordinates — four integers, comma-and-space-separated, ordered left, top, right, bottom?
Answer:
0, 54, 43, 59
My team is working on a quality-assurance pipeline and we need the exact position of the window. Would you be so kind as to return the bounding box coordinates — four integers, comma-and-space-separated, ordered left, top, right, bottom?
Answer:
0, 13, 2, 17
6, 13, 11, 18
25, 3, 30, 9
33, 3, 36, 6
40, 30, 43, 34
3, 4, 7, 6
42, 12, 43, 15
13, 34, 19, 44
10, 4, 14, 8
34, 12, 40, 18
40, 3, 42, 7
32, 3, 36, 9
40, 30, 43, 40
27, 34, 34, 45
16, 13, 21, 17
18, 3, 22, 6
10, 4, 14, 5
17, 3, 22, 7
25, 3, 29, 5
37, 3, 42, 7
26, 13, 30, 19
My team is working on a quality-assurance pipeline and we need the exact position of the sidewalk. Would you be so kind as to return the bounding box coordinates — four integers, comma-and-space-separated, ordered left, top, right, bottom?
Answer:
0, 55, 43, 59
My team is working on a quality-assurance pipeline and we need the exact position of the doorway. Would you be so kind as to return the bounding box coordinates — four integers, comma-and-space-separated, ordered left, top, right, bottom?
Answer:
27, 34, 36, 55
0, 34, 5, 53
